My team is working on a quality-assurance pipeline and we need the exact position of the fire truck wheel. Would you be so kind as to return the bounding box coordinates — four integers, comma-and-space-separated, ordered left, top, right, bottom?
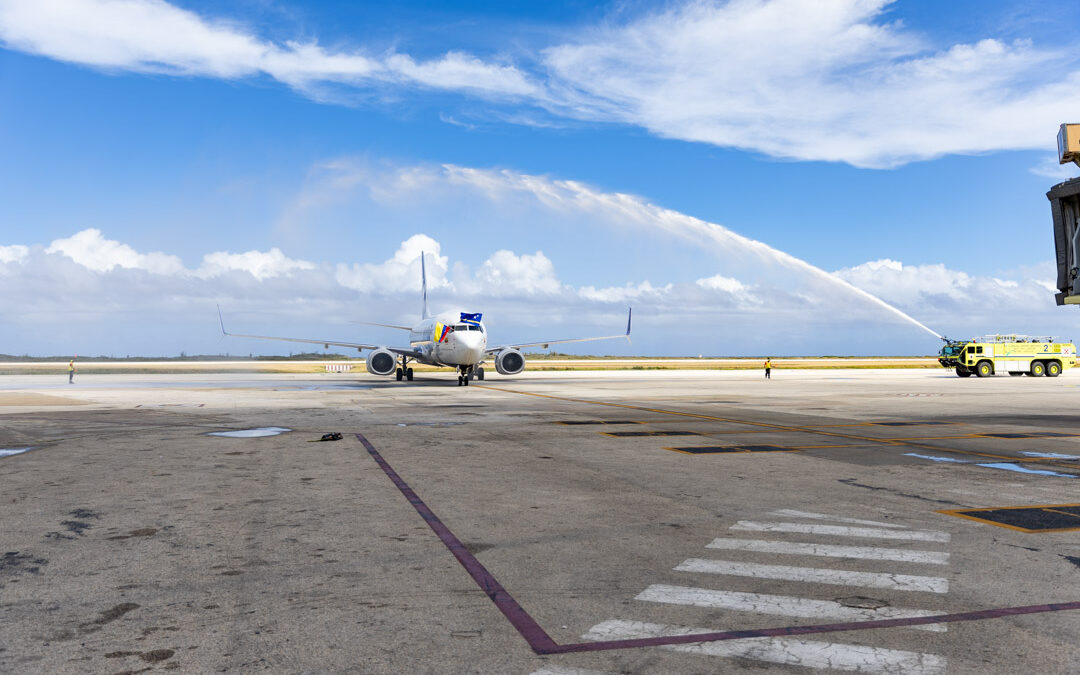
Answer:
976, 361, 993, 377
1030, 361, 1045, 377
956, 369, 972, 378
1046, 361, 1062, 377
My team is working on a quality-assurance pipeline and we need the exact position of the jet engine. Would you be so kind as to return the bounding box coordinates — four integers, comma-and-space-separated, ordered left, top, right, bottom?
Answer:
494, 348, 525, 375
365, 348, 397, 376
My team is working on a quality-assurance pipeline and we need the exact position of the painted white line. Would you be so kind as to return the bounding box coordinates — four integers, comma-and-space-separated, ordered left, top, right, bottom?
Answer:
530, 667, 616, 675
635, 584, 947, 632
769, 509, 908, 529
732, 521, 950, 542
675, 559, 949, 593
582, 620, 946, 674
706, 538, 949, 564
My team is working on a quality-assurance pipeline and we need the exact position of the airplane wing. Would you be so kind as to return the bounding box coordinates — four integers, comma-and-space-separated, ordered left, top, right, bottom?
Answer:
218, 307, 424, 359
486, 307, 632, 354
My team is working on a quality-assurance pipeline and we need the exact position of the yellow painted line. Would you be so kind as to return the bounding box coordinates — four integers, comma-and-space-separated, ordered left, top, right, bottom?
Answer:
1042, 508, 1080, 521
940, 502, 1080, 512
477, 385, 1080, 470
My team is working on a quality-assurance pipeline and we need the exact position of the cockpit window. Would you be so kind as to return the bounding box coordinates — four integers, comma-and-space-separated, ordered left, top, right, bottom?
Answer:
455, 324, 484, 332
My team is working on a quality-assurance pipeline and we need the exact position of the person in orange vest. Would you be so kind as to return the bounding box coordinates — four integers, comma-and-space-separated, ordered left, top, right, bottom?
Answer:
764, 357, 772, 379
68, 359, 76, 384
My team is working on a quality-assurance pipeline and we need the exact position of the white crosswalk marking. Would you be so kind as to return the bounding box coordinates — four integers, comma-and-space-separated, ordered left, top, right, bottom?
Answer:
529, 667, 616, 675
674, 558, 949, 593
580, 511, 951, 671
705, 537, 949, 564
581, 620, 946, 674
732, 521, 950, 542
635, 584, 947, 631
768, 509, 908, 528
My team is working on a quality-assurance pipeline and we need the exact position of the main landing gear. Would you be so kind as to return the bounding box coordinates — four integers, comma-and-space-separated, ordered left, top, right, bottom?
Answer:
457, 365, 485, 386
395, 355, 414, 382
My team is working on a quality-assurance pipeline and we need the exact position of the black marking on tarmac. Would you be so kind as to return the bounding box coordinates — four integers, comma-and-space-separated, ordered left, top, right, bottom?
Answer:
939, 504, 1080, 533
556, 420, 644, 425
839, 478, 964, 506
667, 445, 797, 454
871, 421, 951, 427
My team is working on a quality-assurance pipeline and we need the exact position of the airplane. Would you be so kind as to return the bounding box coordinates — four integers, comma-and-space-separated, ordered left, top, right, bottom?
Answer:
218, 253, 631, 386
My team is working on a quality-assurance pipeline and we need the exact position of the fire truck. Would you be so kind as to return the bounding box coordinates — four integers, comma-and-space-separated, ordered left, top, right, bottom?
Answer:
938, 335, 1076, 377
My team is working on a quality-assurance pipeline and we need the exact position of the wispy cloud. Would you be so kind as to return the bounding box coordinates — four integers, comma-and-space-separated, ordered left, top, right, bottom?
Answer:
2, 0, 1078, 167
0, 0, 539, 96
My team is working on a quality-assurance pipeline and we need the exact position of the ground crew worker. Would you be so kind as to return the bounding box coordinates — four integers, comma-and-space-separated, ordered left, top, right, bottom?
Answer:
764, 358, 771, 379
68, 359, 75, 384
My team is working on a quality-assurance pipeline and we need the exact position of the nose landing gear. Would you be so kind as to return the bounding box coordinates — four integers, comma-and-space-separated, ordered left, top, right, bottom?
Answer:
397, 356, 414, 382
458, 365, 479, 386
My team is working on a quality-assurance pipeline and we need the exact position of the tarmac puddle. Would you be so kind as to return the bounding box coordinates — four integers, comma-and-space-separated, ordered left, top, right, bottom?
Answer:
977, 462, 1076, 478
905, 453, 1076, 478
207, 427, 291, 438
1020, 451, 1080, 459
0, 447, 34, 458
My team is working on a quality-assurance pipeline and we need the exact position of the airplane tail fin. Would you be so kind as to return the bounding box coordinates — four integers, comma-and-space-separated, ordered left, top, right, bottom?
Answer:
421, 252, 430, 319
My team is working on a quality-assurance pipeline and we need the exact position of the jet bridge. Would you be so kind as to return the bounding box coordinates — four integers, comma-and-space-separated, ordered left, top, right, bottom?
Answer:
1050, 176, 1080, 305
1051, 124, 1080, 305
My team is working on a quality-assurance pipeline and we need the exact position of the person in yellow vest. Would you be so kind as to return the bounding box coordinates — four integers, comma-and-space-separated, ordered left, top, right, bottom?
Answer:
764, 357, 771, 379
68, 359, 76, 384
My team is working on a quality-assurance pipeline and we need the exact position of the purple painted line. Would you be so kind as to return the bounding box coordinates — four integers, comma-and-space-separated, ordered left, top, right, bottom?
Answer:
356, 433, 560, 653
357, 433, 1080, 656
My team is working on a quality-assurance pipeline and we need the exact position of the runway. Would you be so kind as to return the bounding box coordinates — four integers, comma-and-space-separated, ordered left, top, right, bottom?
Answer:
2, 369, 1079, 673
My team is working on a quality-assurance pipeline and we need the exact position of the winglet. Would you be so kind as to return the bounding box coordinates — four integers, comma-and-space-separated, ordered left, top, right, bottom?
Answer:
217, 305, 229, 336
421, 252, 430, 320
625, 307, 633, 339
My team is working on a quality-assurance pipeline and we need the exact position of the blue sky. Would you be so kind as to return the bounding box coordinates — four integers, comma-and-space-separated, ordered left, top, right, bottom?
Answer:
1, 0, 1079, 357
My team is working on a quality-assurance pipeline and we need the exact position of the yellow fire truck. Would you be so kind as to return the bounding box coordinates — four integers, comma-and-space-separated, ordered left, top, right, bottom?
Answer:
938, 335, 1076, 377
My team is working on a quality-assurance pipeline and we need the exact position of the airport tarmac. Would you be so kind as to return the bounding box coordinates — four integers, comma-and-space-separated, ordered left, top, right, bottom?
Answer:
1, 368, 1079, 674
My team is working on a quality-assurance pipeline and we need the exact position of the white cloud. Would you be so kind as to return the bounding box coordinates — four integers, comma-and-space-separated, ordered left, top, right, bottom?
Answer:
3, 0, 1079, 166
197, 247, 315, 280
0, 0, 538, 96
334, 233, 449, 293
542, 0, 1080, 167
474, 250, 562, 295
833, 257, 1061, 337
0, 244, 29, 264
45, 228, 185, 274
1030, 154, 1080, 180
578, 280, 672, 303
696, 273, 748, 295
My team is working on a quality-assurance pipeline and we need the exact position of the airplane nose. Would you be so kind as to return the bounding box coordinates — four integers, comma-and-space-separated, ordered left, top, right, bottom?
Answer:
457, 331, 485, 359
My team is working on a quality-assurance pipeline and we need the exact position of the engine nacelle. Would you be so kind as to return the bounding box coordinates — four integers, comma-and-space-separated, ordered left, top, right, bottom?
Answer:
365, 348, 397, 376
494, 348, 526, 375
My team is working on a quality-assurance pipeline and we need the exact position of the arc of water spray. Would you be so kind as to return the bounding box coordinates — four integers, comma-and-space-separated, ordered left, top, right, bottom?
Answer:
444, 165, 944, 340
658, 207, 943, 340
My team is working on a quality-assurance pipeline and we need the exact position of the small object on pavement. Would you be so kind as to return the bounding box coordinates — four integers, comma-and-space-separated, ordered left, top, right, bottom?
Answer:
308, 432, 344, 442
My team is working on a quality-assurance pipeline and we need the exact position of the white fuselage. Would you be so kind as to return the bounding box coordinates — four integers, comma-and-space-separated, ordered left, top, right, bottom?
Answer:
408, 312, 487, 367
